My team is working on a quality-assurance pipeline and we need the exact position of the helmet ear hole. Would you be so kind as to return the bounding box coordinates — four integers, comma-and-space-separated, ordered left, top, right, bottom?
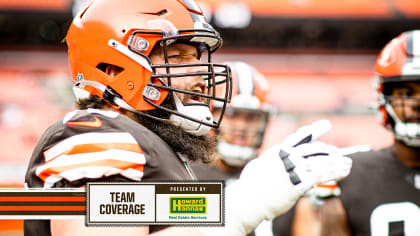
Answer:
96, 63, 124, 77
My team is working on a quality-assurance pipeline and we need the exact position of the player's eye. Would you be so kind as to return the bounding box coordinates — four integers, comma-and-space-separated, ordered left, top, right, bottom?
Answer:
167, 54, 184, 64
392, 85, 414, 97
397, 89, 413, 97
168, 54, 181, 60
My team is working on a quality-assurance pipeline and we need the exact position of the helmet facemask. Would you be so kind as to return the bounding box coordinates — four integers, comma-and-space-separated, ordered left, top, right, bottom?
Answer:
215, 107, 270, 167
380, 80, 420, 146
127, 30, 232, 136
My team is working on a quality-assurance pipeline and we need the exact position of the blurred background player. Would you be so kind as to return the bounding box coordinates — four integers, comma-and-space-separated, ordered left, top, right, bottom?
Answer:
316, 30, 420, 236
191, 60, 274, 236
192, 61, 272, 182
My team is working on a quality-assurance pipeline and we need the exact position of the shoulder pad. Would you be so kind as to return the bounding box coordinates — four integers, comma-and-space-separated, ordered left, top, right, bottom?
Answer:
35, 109, 146, 188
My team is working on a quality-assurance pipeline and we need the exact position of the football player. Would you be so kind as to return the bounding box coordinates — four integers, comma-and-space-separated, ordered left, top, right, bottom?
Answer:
191, 61, 273, 236
316, 30, 420, 236
24, 0, 352, 235
191, 61, 272, 182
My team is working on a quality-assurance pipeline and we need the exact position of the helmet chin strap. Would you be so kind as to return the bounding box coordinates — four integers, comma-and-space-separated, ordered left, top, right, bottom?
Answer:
385, 103, 420, 147
168, 94, 213, 136
217, 140, 257, 167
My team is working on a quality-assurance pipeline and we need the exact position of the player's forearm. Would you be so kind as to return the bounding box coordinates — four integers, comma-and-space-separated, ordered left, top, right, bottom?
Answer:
319, 198, 351, 236
291, 197, 320, 236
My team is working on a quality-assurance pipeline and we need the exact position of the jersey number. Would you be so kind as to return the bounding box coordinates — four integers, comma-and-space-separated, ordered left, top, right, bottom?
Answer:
370, 202, 420, 236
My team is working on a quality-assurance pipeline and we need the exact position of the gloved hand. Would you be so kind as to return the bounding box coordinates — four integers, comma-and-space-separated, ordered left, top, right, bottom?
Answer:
306, 144, 370, 207
200, 120, 352, 236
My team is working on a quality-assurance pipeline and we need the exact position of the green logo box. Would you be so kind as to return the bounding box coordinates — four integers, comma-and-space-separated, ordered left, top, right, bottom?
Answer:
170, 197, 206, 214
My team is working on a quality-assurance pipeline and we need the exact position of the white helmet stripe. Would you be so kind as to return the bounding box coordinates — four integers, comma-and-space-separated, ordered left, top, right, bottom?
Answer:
234, 61, 254, 96
402, 30, 420, 76
410, 31, 420, 55
412, 30, 420, 63
406, 30, 420, 63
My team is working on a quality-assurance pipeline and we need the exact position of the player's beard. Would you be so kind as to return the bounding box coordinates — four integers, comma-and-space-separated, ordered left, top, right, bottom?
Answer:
132, 106, 217, 164
76, 95, 216, 163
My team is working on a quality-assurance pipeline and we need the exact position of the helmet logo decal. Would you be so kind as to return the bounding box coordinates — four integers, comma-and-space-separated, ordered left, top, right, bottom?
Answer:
76, 73, 85, 88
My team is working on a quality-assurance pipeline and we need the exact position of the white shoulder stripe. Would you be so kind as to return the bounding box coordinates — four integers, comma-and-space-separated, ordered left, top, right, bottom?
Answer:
36, 149, 146, 176
87, 108, 120, 118
63, 110, 80, 124
63, 109, 119, 124
43, 167, 144, 188
120, 168, 145, 181
44, 132, 138, 162
43, 175, 63, 188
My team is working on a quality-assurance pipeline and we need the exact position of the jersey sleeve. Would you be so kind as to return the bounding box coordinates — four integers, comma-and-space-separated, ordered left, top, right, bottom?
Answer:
25, 109, 146, 188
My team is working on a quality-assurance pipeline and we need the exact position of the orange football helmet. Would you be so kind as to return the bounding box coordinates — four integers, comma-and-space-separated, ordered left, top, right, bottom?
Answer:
214, 61, 273, 167
374, 30, 420, 146
66, 0, 231, 135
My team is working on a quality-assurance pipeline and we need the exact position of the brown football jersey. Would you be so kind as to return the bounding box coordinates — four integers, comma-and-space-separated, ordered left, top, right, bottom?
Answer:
24, 108, 196, 236
340, 147, 420, 236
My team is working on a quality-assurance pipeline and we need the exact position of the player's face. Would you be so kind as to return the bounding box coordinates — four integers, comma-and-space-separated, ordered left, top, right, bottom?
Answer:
150, 43, 207, 105
390, 82, 420, 123
215, 108, 266, 147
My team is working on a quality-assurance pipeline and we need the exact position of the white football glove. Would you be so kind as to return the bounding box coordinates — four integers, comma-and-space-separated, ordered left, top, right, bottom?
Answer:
200, 120, 352, 236
307, 144, 370, 206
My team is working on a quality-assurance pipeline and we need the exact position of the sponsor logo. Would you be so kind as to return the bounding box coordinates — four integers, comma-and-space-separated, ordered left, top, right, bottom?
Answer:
169, 197, 206, 214
67, 116, 102, 128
